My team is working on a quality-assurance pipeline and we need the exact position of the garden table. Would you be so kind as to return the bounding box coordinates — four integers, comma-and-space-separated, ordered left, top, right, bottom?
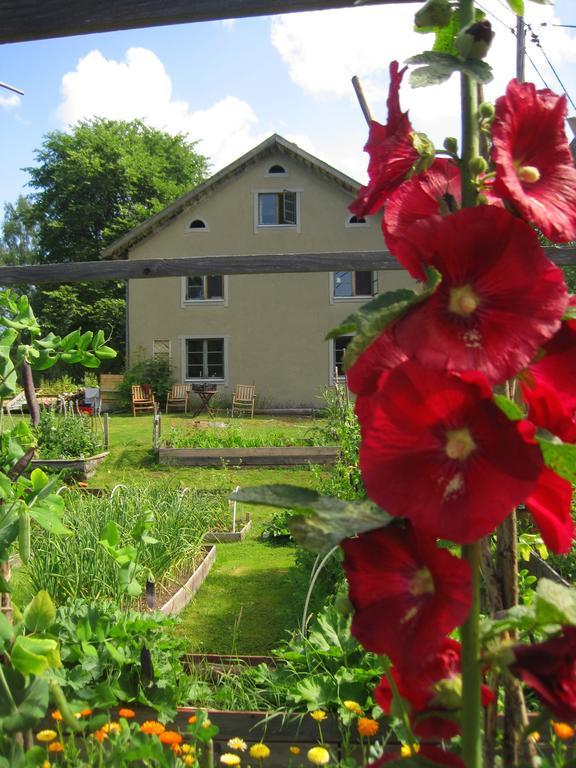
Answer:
190, 385, 218, 418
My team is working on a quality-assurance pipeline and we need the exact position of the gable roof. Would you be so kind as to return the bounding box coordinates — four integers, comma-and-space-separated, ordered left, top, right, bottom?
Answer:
102, 133, 362, 260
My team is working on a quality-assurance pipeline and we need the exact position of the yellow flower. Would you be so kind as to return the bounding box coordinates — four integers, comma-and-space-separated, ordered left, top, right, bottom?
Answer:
357, 717, 379, 737
48, 742, 64, 753
183, 757, 195, 767
290, 746, 301, 755
182, 744, 195, 754
101, 722, 121, 735
228, 737, 247, 751
220, 754, 241, 766
42, 762, 51, 768
140, 720, 166, 735
400, 744, 420, 757
307, 746, 330, 765
553, 722, 575, 740
202, 719, 212, 728
249, 743, 271, 760
310, 710, 328, 722
36, 730, 58, 743
528, 731, 541, 743
343, 700, 362, 714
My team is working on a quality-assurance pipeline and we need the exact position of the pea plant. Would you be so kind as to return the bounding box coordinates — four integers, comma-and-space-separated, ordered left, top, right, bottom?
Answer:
0, 289, 115, 764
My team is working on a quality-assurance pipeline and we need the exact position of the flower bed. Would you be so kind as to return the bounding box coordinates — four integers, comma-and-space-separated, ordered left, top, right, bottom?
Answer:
157, 445, 340, 467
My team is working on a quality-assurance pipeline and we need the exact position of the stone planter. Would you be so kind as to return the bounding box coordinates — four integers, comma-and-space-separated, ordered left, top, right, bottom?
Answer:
30, 451, 109, 480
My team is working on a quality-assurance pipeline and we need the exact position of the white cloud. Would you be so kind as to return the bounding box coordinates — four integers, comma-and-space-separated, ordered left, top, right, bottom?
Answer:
271, 2, 576, 148
0, 93, 21, 110
56, 47, 269, 171
221, 18, 236, 29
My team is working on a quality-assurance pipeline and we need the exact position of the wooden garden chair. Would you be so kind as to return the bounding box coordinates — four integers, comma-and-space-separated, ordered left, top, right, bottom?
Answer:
231, 384, 256, 418
131, 385, 156, 416
166, 383, 189, 414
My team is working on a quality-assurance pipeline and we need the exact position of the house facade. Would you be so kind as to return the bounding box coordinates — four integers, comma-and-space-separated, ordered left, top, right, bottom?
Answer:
103, 135, 414, 409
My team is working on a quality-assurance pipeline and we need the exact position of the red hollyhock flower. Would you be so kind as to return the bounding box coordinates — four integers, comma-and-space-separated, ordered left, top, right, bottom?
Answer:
383, 159, 461, 281
391, 206, 567, 383
357, 362, 543, 543
492, 79, 576, 243
525, 307, 576, 414
349, 61, 419, 217
370, 745, 464, 767
346, 328, 407, 396
375, 638, 494, 739
519, 380, 575, 553
510, 627, 576, 722
342, 525, 471, 670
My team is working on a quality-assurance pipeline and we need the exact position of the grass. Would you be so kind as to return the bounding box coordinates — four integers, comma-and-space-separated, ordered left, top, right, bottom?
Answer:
11, 410, 328, 653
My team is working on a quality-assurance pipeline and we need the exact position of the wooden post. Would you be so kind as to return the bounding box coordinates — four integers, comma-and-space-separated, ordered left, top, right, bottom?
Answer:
153, 411, 160, 451
103, 413, 109, 450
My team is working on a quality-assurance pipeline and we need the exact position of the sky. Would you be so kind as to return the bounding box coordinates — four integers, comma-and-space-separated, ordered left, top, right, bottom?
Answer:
0, 0, 575, 212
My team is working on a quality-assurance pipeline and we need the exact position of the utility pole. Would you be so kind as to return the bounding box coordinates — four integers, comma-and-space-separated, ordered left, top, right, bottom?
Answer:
516, 13, 525, 82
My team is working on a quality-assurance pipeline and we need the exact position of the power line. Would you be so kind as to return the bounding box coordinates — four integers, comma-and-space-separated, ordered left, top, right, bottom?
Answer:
527, 25, 576, 111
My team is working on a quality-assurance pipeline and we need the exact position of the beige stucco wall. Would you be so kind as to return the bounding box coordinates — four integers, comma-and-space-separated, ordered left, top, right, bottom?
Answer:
128, 149, 414, 408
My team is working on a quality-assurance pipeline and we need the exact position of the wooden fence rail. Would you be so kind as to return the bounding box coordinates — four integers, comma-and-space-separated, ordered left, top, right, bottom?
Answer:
0, 246, 574, 284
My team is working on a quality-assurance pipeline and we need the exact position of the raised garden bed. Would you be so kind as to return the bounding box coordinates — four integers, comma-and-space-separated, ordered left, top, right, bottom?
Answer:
157, 446, 340, 467
30, 450, 109, 480
143, 545, 216, 615
204, 513, 252, 543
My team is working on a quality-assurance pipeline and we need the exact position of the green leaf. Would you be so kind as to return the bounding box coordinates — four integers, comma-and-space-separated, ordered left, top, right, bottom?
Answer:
505, 0, 524, 12
77, 330, 94, 351
326, 269, 441, 370
232, 485, 393, 553
60, 329, 81, 352
407, 51, 493, 88
100, 520, 120, 547
23, 590, 56, 633
537, 435, 576, 484
432, 10, 459, 55
11, 636, 58, 676
536, 578, 576, 626
28, 498, 71, 536
93, 345, 117, 360
0, 667, 49, 732
493, 395, 524, 421
0, 611, 14, 653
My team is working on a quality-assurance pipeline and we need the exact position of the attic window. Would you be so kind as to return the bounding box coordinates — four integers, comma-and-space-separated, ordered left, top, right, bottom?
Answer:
268, 164, 286, 175
189, 219, 207, 230
346, 214, 369, 227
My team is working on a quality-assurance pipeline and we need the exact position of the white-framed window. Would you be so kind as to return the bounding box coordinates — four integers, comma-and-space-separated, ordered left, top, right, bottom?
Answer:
153, 339, 171, 361
332, 271, 376, 300
188, 218, 208, 230
256, 190, 298, 228
345, 214, 369, 228
183, 275, 226, 304
184, 337, 226, 381
331, 335, 353, 381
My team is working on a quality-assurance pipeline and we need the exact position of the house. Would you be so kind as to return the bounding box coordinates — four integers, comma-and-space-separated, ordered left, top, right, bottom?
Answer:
102, 134, 413, 409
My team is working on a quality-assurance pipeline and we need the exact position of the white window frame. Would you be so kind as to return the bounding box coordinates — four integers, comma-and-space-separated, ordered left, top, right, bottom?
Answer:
329, 334, 354, 383
253, 189, 302, 232
186, 217, 209, 232
181, 335, 228, 384
181, 275, 228, 307
330, 271, 376, 303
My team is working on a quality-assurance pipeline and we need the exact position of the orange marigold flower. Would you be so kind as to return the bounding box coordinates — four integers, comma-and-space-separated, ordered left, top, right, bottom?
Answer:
172, 743, 183, 755
357, 717, 379, 737
188, 715, 197, 724
51, 710, 63, 722
140, 720, 166, 735
290, 746, 301, 755
553, 722, 575, 740
94, 728, 107, 743
79, 708, 93, 717
159, 730, 183, 746
48, 742, 64, 753
118, 708, 135, 719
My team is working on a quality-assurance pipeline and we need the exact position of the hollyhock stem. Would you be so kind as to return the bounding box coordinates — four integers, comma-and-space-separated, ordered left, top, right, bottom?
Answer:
459, 0, 480, 208
461, 541, 482, 768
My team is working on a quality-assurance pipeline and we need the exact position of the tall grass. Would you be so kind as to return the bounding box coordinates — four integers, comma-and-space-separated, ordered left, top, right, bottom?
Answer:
160, 422, 326, 449
24, 484, 228, 604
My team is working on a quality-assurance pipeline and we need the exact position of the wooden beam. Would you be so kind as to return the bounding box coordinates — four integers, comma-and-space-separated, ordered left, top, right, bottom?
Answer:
0, 247, 574, 284
0, 0, 419, 44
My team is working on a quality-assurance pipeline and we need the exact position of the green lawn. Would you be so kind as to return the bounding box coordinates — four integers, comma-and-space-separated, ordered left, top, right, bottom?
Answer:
67, 412, 326, 652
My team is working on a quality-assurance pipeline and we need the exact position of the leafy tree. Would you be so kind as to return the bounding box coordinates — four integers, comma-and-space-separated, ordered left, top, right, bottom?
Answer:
0, 195, 39, 266
24, 118, 209, 371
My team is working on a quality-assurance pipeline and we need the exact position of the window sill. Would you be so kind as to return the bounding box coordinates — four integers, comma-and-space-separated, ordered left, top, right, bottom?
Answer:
182, 299, 226, 306
256, 224, 298, 230
332, 295, 374, 302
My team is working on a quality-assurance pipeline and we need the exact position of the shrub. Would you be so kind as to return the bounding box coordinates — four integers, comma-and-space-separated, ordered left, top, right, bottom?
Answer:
117, 355, 173, 407
35, 408, 103, 459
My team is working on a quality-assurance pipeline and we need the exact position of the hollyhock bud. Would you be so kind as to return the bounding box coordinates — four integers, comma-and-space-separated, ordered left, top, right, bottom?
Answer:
456, 20, 494, 60
443, 136, 458, 154
469, 156, 488, 175
414, 0, 452, 29
479, 101, 495, 119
